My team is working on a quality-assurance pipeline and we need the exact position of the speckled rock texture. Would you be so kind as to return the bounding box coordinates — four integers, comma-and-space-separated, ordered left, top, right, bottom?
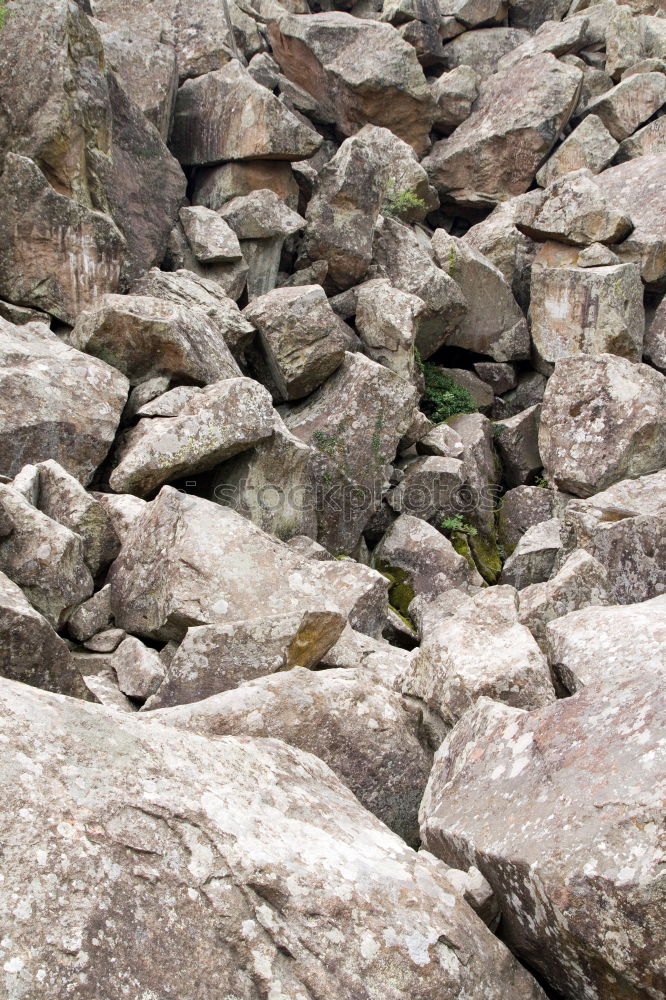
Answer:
0, 678, 546, 1000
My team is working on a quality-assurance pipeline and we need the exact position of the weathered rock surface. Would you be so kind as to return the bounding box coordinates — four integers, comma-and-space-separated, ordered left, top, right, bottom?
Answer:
515, 169, 633, 247
170, 61, 321, 165
529, 262, 645, 369
545, 594, 666, 694
431, 65, 479, 135
0, 569, 91, 698
144, 610, 345, 709
71, 294, 241, 386
355, 279, 422, 380
243, 285, 348, 400
423, 54, 583, 206
109, 378, 274, 496
421, 671, 666, 1000
179, 206, 242, 263
536, 114, 619, 187
558, 470, 666, 604
0, 318, 128, 485
112, 634, 165, 700
402, 587, 555, 728
268, 12, 436, 155
146, 665, 432, 846
500, 517, 562, 589
493, 405, 542, 487
0, 678, 546, 1000
539, 354, 666, 497
519, 548, 611, 648
193, 159, 300, 212
582, 71, 666, 142
645, 294, 666, 372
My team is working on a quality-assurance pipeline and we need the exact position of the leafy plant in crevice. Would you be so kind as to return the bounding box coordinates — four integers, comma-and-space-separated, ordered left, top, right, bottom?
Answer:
0, 0, 7, 30
382, 179, 427, 221
421, 362, 477, 424
440, 515, 477, 538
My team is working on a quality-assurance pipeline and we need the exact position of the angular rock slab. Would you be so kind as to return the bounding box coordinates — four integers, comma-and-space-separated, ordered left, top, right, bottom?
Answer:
420, 672, 666, 1000
108, 487, 378, 640
109, 378, 274, 497
0, 678, 546, 1000
559, 470, 666, 604
170, 61, 321, 165
0, 154, 124, 324
268, 12, 436, 155
0, 317, 128, 485
144, 666, 432, 846
423, 54, 582, 207
402, 586, 555, 728
71, 293, 241, 386
539, 354, 666, 497
0, 569, 91, 699
144, 610, 345, 708
243, 285, 348, 400
529, 262, 645, 369
545, 594, 666, 694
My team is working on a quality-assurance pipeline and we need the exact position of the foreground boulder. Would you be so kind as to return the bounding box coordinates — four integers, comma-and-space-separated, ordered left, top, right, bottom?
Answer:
0, 678, 545, 999
423, 54, 582, 207
420, 670, 666, 1000
539, 354, 666, 497
268, 12, 436, 155
0, 318, 128, 484
145, 665, 432, 846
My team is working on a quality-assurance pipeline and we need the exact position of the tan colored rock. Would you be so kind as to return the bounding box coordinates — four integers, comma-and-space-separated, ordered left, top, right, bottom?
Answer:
441, 26, 531, 77
192, 159, 300, 212
423, 54, 582, 207
112, 635, 165, 700
373, 216, 468, 357
582, 71, 666, 141
109, 378, 274, 497
268, 12, 435, 155
71, 293, 241, 386
0, 484, 93, 628
464, 200, 537, 310
218, 189, 305, 239
108, 487, 373, 640
0, 569, 91, 699
558, 470, 666, 604
68, 585, 113, 643
536, 115, 619, 187
144, 610, 345, 709
529, 262, 645, 370
493, 405, 542, 487
129, 268, 255, 360
0, 677, 547, 1000
170, 61, 321, 165
0, 154, 124, 323
519, 548, 612, 648
320, 622, 412, 685
432, 229, 529, 361
243, 285, 348, 400
592, 152, 666, 288
0, 317, 128, 485
163, 220, 249, 301
420, 672, 666, 1000
515, 169, 632, 247
576, 242, 621, 267
355, 124, 438, 221
431, 65, 479, 135
616, 117, 666, 163
500, 517, 562, 589
355, 279, 422, 381
539, 354, 666, 497
545, 594, 666, 695
92, 492, 148, 545
402, 586, 555, 728
146, 665, 432, 846
35, 460, 119, 577
285, 353, 417, 552
441, 0, 507, 29
179, 206, 242, 263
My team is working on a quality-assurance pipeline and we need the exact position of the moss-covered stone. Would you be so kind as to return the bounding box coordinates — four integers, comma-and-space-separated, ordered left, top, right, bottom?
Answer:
374, 560, 416, 619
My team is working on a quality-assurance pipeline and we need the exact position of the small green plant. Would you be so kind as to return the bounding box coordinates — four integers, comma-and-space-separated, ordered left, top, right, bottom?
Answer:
441, 515, 477, 538
534, 474, 550, 488
382, 180, 427, 221
421, 362, 477, 424
0, 0, 7, 30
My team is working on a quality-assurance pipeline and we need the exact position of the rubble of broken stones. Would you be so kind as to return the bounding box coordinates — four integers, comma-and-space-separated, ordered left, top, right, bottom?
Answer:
0, 0, 664, 997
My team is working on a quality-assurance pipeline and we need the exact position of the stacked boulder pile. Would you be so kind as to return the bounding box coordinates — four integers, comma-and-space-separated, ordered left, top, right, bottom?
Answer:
0, 0, 664, 996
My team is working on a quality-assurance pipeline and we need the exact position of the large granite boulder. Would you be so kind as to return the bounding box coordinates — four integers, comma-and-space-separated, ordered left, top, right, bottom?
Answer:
145, 665, 433, 846
109, 378, 274, 497
0, 678, 546, 999
558, 470, 666, 604
423, 54, 582, 207
420, 669, 666, 1000
268, 12, 436, 155
539, 354, 666, 497
0, 317, 128, 485
71, 294, 241, 386
170, 62, 321, 166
